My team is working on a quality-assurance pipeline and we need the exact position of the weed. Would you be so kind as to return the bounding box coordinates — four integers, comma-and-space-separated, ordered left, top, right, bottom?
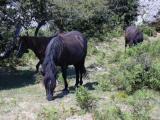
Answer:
95, 73, 112, 91
87, 41, 99, 56
95, 51, 106, 65
76, 86, 96, 112
94, 105, 124, 120
109, 41, 160, 93
37, 106, 58, 120
109, 51, 123, 63
139, 25, 156, 37
113, 91, 128, 101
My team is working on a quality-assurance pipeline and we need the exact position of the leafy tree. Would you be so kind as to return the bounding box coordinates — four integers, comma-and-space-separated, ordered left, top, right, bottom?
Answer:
0, 0, 139, 65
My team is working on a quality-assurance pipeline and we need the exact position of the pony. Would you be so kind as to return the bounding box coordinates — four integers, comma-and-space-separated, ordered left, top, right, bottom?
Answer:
125, 25, 143, 50
42, 31, 87, 101
16, 36, 52, 72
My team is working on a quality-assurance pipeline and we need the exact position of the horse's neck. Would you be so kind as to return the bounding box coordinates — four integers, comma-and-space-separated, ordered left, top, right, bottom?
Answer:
27, 39, 41, 58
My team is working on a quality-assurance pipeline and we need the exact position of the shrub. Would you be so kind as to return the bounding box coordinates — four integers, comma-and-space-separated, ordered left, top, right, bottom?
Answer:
76, 86, 96, 112
37, 106, 58, 120
132, 100, 151, 120
96, 73, 112, 91
148, 62, 160, 90
95, 51, 106, 65
122, 53, 160, 93
94, 105, 124, 120
139, 25, 157, 37
121, 53, 154, 93
87, 41, 99, 56
109, 40, 160, 93
109, 51, 124, 63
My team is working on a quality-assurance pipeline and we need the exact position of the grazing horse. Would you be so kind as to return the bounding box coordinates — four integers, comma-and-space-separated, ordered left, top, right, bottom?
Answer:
17, 36, 52, 72
125, 25, 143, 50
42, 31, 87, 101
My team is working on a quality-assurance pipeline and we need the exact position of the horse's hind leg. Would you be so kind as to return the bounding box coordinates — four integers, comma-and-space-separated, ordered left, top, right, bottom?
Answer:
74, 65, 80, 87
61, 66, 69, 94
79, 66, 85, 85
79, 59, 86, 85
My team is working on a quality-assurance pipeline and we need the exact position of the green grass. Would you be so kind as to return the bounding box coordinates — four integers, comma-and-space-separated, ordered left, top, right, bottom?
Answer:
0, 34, 160, 119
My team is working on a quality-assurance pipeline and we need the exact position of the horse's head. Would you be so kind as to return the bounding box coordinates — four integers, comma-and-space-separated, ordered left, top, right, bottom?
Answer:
16, 36, 29, 58
42, 60, 57, 101
43, 72, 57, 101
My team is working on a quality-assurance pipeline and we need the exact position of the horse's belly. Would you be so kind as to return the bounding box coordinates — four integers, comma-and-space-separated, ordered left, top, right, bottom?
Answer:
57, 53, 83, 66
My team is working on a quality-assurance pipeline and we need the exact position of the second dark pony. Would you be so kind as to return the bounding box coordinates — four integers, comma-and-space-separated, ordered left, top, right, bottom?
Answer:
125, 25, 143, 50
17, 36, 52, 72
42, 31, 87, 101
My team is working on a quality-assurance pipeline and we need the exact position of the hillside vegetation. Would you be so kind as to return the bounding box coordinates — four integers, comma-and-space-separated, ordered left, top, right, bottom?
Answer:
0, 32, 160, 120
0, 0, 160, 120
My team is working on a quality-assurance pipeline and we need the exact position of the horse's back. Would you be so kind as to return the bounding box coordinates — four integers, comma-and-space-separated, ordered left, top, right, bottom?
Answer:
58, 31, 87, 65
125, 26, 143, 44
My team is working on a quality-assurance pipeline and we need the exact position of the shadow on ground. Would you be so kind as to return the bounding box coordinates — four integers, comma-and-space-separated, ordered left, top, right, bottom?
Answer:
53, 81, 98, 100
0, 67, 36, 90
69, 81, 98, 93
52, 65, 98, 100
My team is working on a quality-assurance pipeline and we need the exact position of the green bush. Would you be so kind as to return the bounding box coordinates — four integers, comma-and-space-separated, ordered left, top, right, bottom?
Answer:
94, 105, 124, 120
37, 106, 58, 120
76, 86, 96, 112
139, 25, 156, 37
95, 73, 112, 91
87, 41, 99, 56
122, 53, 160, 93
109, 40, 160, 93
109, 51, 124, 63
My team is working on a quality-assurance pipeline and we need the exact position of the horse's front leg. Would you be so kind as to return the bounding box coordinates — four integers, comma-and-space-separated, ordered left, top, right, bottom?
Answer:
61, 66, 69, 94
36, 60, 41, 73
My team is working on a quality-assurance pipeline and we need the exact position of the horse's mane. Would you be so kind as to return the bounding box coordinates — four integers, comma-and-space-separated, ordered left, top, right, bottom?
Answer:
42, 36, 63, 84
20, 32, 59, 46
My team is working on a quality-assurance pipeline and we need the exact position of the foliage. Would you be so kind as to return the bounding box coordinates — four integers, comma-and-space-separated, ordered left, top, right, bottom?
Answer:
95, 51, 106, 65
0, 0, 139, 67
95, 73, 112, 91
94, 105, 124, 120
87, 41, 99, 56
126, 89, 153, 120
109, 51, 124, 63
109, 40, 160, 93
76, 86, 96, 112
108, 0, 138, 29
37, 106, 58, 120
139, 25, 157, 37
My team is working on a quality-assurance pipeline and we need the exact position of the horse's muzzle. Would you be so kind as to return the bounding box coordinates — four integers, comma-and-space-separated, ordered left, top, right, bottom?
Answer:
47, 95, 53, 101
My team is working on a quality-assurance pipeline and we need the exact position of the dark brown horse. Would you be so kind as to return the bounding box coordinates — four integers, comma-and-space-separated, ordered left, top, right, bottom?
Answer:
125, 25, 143, 50
17, 36, 52, 72
42, 31, 87, 101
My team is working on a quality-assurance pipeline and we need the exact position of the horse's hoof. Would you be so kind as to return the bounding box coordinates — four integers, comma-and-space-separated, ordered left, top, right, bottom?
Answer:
63, 89, 69, 95
75, 85, 79, 88
75, 83, 79, 88
35, 71, 38, 74
80, 81, 83, 85
47, 95, 53, 101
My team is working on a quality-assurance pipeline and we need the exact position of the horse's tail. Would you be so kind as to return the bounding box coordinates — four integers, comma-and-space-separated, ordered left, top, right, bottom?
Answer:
81, 35, 88, 77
